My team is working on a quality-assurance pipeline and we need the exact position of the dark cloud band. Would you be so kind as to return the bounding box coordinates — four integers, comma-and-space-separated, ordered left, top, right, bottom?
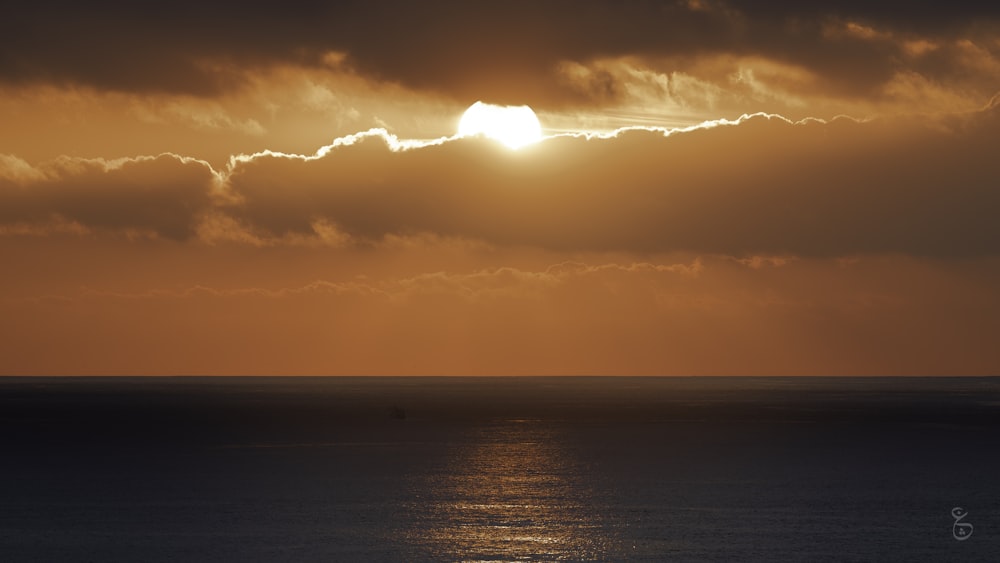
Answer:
2, 1, 997, 105
2, 105, 997, 257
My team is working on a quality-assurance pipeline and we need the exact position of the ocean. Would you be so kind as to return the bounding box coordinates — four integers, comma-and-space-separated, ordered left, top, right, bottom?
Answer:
1, 377, 998, 561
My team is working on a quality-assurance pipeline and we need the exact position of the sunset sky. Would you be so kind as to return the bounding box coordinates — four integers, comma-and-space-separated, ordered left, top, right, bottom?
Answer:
2, 1, 999, 375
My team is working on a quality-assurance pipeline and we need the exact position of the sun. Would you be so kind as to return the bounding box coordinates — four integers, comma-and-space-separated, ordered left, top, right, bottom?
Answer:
458, 101, 543, 149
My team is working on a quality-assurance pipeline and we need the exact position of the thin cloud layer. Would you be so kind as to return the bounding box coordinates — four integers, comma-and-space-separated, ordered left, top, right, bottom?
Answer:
3, 250, 997, 375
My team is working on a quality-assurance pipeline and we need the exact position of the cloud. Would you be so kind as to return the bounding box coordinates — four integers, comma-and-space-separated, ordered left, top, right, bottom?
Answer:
63, 259, 700, 304
0, 154, 217, 240
2, 103, 998, 256
133, 99, 266, 136
1, 2, 997, 112
5, 252, 998, 375
220, 107, 1000, 257
0, 154, 47, 183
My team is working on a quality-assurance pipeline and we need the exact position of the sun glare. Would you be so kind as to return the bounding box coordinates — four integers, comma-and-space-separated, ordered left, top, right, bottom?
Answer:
458, 101, 543, 149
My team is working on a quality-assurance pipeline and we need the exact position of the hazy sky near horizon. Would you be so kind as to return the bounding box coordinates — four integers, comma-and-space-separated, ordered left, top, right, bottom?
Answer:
2, 1, 999, 374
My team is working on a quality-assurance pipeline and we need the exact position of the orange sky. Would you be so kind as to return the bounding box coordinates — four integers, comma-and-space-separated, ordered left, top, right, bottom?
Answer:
2, 1, 999, 374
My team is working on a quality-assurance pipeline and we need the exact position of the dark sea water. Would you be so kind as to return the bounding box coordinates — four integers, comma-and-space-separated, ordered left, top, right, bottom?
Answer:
1, 377, 999, 561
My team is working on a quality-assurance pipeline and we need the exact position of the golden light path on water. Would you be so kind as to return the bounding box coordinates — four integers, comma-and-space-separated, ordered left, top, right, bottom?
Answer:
406, 422, 614, 561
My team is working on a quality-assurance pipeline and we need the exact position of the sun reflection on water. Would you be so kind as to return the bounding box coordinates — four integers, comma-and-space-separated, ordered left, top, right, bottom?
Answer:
408, 422, 614, 561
